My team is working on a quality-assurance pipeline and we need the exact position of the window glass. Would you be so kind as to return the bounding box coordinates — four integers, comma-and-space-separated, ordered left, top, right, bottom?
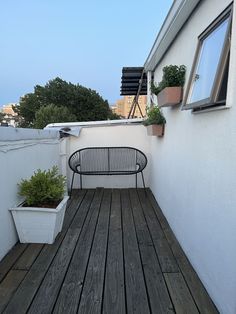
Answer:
217, 53, 229, 102
188, 17, 229, 104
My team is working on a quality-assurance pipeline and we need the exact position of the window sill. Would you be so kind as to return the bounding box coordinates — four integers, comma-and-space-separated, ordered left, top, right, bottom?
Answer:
191, 104, 231, 114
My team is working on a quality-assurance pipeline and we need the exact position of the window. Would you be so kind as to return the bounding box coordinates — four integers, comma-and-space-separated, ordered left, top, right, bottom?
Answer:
182, 5, 232, 111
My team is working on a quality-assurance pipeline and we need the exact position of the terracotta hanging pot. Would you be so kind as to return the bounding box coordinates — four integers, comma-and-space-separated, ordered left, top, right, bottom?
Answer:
146, 124, 165, 137
157, 86, 183, 107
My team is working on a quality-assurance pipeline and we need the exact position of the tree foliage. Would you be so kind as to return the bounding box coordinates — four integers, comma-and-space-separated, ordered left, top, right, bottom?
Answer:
0, 112, 5, 122
16, 77, 119, 128
33, 104, 77, 129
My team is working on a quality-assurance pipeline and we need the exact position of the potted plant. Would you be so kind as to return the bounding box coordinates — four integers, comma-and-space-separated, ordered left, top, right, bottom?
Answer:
143, 105, 166, 137
151, 65, 186, 107
9, 166, 69, 244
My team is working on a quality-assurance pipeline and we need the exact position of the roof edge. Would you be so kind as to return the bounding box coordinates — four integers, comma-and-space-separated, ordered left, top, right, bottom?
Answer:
44, 118, 144, 129
144, 0, 201, 71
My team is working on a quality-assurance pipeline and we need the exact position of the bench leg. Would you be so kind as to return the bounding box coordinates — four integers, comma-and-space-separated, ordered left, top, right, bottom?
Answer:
70, 172, 75, 197
141, 171, 147, 196
80, 174, 83, 190
135, 173, 137, 188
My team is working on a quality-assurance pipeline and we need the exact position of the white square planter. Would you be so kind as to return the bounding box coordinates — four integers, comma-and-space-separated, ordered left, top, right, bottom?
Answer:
9, 196, 69, 244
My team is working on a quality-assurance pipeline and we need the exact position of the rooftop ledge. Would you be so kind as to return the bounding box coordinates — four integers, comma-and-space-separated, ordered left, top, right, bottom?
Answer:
45, 118, 144, 130
0, 119, 144, 143
0, 126, 59, 142
144, 0, 200, 71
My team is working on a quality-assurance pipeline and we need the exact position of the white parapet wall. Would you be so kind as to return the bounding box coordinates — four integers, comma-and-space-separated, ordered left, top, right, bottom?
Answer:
67, 122, 151, 189
0, 127, 61, 261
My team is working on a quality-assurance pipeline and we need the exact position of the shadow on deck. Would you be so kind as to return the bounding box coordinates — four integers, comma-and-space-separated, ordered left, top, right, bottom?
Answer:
0, 188, 218, 313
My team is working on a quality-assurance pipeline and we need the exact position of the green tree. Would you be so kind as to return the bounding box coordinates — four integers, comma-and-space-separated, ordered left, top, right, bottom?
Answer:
14, 93, 41, 127
108, 111, 121, 120
16, 77, 114, 127
33, 104, 77, 129
0, 112, 5, 122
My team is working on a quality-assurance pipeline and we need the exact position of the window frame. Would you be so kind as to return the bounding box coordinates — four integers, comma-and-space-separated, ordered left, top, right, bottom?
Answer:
182, 5, 232, 111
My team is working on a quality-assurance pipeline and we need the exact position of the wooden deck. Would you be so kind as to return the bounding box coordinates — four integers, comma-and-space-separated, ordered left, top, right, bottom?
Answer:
0, 188, 218, 314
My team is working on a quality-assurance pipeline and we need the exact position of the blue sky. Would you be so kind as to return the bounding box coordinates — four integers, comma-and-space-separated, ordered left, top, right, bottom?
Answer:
0, 0, 172, 106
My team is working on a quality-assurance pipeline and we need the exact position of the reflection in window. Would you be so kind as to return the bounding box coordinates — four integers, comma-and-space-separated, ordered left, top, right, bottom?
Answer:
217, 53, 229, 102
183, 5, 232, 111
188, 18, 229, 104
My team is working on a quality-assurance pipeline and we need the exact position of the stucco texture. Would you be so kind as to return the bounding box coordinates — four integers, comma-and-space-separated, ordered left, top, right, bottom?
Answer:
149, 0, 236, 313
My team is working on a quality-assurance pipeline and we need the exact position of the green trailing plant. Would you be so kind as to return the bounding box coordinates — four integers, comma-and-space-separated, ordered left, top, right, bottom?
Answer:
143, 105, 166, 126
18, 166, 66, 207
151, 65, 186, 95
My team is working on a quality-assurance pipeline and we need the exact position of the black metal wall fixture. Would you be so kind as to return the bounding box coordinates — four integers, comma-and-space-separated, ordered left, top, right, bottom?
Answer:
120, 67, 147, 118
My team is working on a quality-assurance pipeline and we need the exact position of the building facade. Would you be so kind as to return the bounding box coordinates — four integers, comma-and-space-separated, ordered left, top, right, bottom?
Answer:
1, 103, 18, 127
112, 95, 147, 118
144, 1, 236, 313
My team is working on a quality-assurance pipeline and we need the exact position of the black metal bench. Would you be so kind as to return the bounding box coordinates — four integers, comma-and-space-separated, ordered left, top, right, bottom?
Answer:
68, 147, 147, 193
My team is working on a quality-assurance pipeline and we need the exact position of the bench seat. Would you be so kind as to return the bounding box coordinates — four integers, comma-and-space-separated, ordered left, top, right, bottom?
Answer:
68, 147, 147, 192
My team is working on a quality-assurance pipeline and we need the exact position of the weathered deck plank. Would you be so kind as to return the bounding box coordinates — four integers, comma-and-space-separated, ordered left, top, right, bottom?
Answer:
4, 190, 86, 314
121, 189, 150, 314
0, 244, 28, 283
164, 272, 199, 314
0, 270, 27, 312
138, 189, 179, 273
77, 189, 111, 314
12, 244, 44, 271
146, 189, 218, 314
28, 190, 95, 314
103, 189, 125, 314
129, 189, 174, 314
0, 188, 218, 314
53, 188, 103, 314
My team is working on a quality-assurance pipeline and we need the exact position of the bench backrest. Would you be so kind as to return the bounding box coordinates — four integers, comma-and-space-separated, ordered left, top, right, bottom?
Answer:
68, 147, 147, 174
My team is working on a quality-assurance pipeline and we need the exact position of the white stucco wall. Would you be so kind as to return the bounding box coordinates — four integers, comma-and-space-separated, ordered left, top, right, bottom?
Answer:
0, 128, 61, 261
67, 124, 151, 189
149, 1, 236, 313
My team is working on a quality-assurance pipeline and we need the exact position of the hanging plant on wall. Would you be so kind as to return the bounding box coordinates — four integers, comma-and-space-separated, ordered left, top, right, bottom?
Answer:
151, 65, 186, 107
143, 105, 166, 137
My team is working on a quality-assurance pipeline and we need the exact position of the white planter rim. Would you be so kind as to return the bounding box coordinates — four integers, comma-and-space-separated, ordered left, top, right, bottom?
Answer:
9, 195, 69, 213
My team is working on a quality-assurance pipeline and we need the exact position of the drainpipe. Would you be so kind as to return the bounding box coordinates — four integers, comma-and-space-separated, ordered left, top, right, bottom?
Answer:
59, 137, 69, 194
147, 71, 152, 108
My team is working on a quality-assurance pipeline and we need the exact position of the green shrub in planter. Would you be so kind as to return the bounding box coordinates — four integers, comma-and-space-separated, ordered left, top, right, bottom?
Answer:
143, 106, 166, 126
151, 64, 186, 95
18, 166, 66, 207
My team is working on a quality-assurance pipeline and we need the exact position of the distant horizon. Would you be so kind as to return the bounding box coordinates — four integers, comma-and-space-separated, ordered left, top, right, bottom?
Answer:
0, 78, 135, 107
0, 0, 172, 106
